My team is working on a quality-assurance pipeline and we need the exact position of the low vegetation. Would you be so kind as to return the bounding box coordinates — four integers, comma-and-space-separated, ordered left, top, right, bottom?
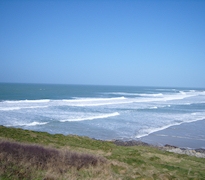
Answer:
0, 141, 105, 179
0, 125, 205, 179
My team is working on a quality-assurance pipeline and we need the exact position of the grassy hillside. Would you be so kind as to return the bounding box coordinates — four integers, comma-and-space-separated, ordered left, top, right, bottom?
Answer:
0, 125, 205, 180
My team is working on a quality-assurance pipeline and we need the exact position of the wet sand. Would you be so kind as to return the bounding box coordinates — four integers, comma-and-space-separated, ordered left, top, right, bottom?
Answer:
140, 120, 205, 149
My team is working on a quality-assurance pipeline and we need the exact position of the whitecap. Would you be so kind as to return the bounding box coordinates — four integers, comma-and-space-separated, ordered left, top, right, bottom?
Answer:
135, 123, 181, 139
138, 93, 164, 97
0, 105, 48, 111
24, 121, 48, 126
60, 112, 120, 122
0, 107, 22, 111
6, 121, 48, 127
149, 106, 158, 109
4, 99, 50, 104
62, 97, 128, 107
24, 99, 50, 103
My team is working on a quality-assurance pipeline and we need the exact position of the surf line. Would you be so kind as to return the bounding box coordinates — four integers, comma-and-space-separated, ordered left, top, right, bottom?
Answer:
60, 112, 120, 122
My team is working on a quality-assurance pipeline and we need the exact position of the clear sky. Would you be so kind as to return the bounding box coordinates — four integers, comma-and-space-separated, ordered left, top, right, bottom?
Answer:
0, 0, 205, 88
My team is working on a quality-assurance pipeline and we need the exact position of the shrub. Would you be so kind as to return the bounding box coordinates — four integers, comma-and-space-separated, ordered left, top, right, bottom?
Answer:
0, 140, 106, 179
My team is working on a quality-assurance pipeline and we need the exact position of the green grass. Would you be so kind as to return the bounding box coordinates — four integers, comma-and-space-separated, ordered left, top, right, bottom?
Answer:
1, 125, 205, 179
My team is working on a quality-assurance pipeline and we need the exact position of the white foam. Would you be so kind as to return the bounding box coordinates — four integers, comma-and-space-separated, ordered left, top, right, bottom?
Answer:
24, 99, 50, 103
108, 92, 140, 96
24, 121, 48, 126
1, 90, 204, 110
4, 99, 50, 104
111, 90, 205, 104
149, 106, 158, 109
109, 92, 163, 97
170, 135, 205, 141
156, 134, 168, 137
135, 124, 179, 139
60, 112, 120, 122
179, 91, 187, 95
1, 88, 205, 141
0, 106, 48, 111
62, 97, 128, 106
0, 107, 22, 111
156, 89, 177, 91
136, 115, 205, 139
6, 121, 48, 127
139, 93, 164, 97
107, 91, 196, 105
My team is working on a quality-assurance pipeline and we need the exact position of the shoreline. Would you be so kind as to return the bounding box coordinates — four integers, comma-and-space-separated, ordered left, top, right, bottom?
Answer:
112, 139, 205, 158
139, 119, 205, 149
111, 120, 205, 158
1, 125, 205, 158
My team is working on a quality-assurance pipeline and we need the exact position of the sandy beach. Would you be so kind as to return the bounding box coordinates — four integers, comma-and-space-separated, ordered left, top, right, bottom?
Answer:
140, 119, 205, 149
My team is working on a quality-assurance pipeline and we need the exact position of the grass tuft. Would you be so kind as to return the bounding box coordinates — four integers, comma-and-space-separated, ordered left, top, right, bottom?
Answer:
0, 140, 106, 179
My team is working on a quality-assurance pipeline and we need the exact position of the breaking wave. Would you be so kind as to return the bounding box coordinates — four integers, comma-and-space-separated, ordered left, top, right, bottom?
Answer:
60, 112, 120, 122
6, 121, 48, 127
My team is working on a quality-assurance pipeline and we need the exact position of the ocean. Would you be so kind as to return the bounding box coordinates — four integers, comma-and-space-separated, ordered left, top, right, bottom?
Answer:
0, 83, 205, 148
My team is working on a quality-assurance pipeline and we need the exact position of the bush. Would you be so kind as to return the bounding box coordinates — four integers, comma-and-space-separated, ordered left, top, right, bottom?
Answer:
0, 140, 106, 179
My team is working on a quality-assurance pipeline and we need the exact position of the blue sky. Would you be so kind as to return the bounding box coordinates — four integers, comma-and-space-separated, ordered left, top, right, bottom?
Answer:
0, 0, 205, 88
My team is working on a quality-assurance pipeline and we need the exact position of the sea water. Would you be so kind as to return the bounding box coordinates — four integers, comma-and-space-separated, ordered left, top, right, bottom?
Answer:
0, 83, 205, 147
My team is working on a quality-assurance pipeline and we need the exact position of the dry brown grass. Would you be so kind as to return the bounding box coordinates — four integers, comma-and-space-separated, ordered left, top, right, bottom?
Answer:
0, 140, 107, 179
